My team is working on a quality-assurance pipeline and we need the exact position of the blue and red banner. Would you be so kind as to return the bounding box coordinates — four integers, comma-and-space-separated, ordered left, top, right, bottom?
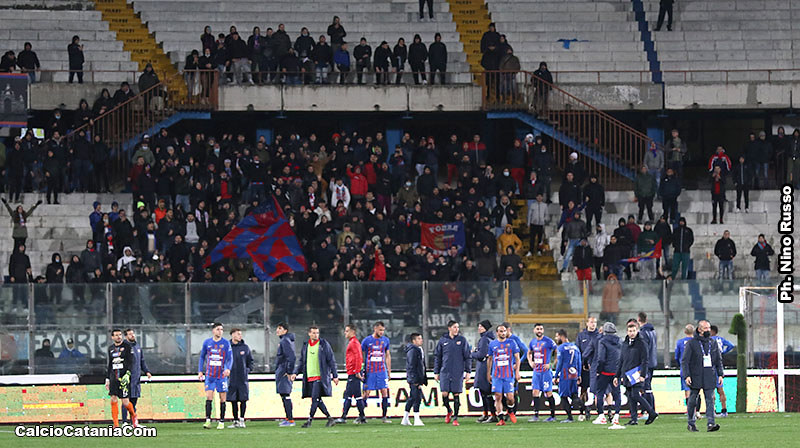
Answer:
204, 196, 306, 281
620, 239, 663, 264
420, 221, 466, 256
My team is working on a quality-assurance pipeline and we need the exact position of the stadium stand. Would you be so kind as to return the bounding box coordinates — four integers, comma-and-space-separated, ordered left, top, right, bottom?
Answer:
645, 0, 800, 82
127, 0, 472, 82
487, 0, 652, 83
0, 8, 138, 83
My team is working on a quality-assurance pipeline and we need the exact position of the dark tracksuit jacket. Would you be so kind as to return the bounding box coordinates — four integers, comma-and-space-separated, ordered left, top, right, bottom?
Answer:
275, 333, 296, 395
681, 332, 724, 390
128, 340, 151, 398
470, 330, 495, 393
228, 339, 254, 401
433, 333, 471, 383
577, 328, 601, 384
405, 343, 427, 385
295, 338, 338, 398
639, 323, 658, 372
617, 334, 649, 387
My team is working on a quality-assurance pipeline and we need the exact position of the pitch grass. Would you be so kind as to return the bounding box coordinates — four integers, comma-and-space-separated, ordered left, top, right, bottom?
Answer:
2, 413, 797, 447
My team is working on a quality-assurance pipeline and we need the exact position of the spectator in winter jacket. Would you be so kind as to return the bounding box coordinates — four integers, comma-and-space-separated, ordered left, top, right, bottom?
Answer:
634, 166, 657, 223
17, 42, 40, 82
392, 38, 407, 84
592, 223, 610, 280
583, 174, 604, 232
45, 253, 64, 284
644, 141, 665, 191
559, 172, 581, 210
311, 35, 333, 84
373, 41, 391, 85
733, 155, 753, 212
753, 131, 773, 189
353, 38, 371, 84
429, 33, 447, 85
710, 166, 726, 224
2, 198, 41, 249
333, 42, 351, 84
0, 51, 15, 72
750, 234, 774, 284
707, 146, 732, 176
671, 217, 693, 279
327, 16, 347, 54
491, 195, 516, 235
637, 222, 658, 279
654, 215, 672, 269
714, 230, 736, 280
665, 129, 687, 178
507, 139, 526, 192
658, 168, 681, 223
112, 82, 135, 106
497, 224, 522, 257
561, 211, 587, 273
574, 237, 594, 285
408, 34, 428, 85
526, 193, 547, 255
67, 36, 84, 83
227, 32, 252, 85
603, 235, 626, 280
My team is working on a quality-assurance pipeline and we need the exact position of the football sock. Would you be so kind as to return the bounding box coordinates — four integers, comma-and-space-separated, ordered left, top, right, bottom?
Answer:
533, 396, 541, 416
547, 396, 556, 418
240, 402, 247, 419
443, 395, 452, 414
318, 398, 330, 418
356, 398, 365, 418
219, 401, 226, 421
381, 397, 389, 418
453, 395, 460, 418
124, 402, 136, 421
342, 399, 352, 418
232, 401, 239, 420
564, 396, 572, 419
111, 402, 119, 426
205, 399, 213, 419
281, 395, 293, 420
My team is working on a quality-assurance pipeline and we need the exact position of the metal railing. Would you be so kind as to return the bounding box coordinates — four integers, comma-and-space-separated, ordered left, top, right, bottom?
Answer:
482, 70, 660, 189
64, 70, 218, 178
0, 279, 789, 376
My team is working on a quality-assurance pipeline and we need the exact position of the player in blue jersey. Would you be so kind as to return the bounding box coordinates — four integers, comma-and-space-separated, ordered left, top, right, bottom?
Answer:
487, 324, 520, 426
502, 322, 527, 414
198, 322, 233, 429
675, 324, 700, 418
361, 321, 392, 423
554, 329, 584, 423
710, 325, 733, 417
527, 323, 557, 422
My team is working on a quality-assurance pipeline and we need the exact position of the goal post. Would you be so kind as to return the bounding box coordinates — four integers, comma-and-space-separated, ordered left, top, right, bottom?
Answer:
738, 285, 793, 413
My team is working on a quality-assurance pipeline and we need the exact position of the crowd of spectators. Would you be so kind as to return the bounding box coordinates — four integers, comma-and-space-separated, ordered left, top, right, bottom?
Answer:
187, 19, 449, 87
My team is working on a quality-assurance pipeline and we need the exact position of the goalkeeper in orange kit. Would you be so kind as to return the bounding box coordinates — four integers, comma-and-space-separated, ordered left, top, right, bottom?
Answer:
106, 328, 138, 427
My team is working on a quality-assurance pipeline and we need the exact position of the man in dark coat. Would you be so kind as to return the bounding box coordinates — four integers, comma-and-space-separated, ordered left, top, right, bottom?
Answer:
402, 333, 427, 426
471, 320, 497, 422
659, 167, 681, 223
121, 329, 152, 425
672, 217, 694, 279
434, 320, 472, 425
275, 323, 296, 426
615, 320, 658, 425
67, 35, 84, 83
292, 326, 338, 427
576, 316, 600, 418
559, 172, 581, 210
227, 328, 254, 428
594, 322, 622, 425
429, 33, 447, 85
681, 320, 723, 432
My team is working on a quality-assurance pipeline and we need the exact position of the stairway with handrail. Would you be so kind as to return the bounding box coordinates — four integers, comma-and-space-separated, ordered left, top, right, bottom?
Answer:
483, 70, 659, 189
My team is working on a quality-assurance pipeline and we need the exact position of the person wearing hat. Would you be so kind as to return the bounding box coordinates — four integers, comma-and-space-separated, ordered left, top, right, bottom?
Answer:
59, 337, 85, 371
480, 23, 500, 54
681, 320, 722, 432
592, 322, 622, 427
637, 221, 659, 279
582, 173, 604, 233
471, 320, 497, 422
671, 217, 693, 279
373, 41, 391, 85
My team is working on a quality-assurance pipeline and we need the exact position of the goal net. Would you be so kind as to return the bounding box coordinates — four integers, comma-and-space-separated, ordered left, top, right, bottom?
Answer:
739, 285, 800, 412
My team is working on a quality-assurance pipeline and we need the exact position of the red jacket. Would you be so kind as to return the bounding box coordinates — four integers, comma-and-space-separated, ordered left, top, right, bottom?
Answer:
345, 336, 363, 375
363, 162, 378, 185
368, 255, 386, 281
347, 167, 368, 196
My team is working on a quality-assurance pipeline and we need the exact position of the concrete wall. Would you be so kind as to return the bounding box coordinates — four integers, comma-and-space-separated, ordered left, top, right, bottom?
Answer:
28, 82, 800, 113
31, 82, 120, 110
217, 84, 483, 113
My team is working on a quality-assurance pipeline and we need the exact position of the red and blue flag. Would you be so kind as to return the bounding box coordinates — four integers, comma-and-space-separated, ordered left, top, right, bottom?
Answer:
204, 196, 306, 281
620, 239, 663, 264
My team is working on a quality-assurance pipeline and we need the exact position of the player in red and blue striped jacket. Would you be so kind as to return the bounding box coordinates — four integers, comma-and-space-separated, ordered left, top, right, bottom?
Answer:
198, 322, 233, 430
487, 324, 520, 426
361, 322, 392, 422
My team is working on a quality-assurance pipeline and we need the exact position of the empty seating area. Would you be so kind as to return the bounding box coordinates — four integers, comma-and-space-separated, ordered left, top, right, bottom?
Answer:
127, 0, 472, 82
645, 0, 800, 82
0, 8, 138, 83
487, 0, 651, 83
